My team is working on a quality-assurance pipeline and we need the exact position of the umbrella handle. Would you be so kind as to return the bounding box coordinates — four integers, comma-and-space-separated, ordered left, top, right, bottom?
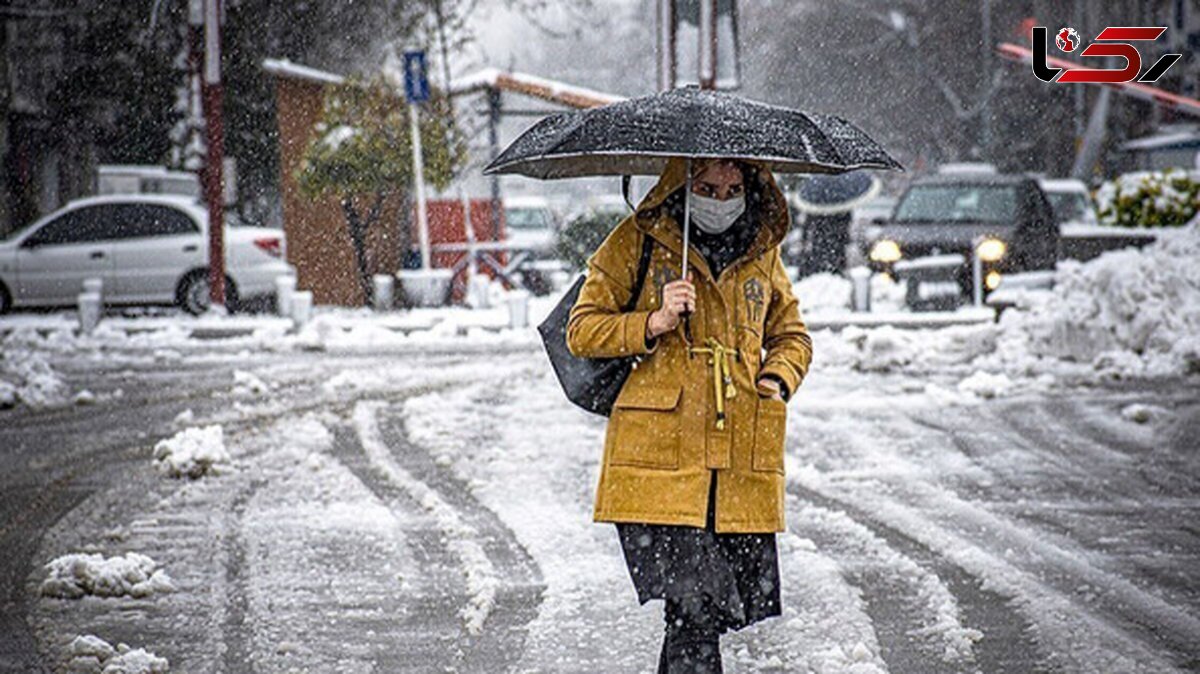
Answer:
680, 158, 694, 347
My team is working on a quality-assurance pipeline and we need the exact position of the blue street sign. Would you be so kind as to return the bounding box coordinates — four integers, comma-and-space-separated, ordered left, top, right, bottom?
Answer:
403, 50, 429, 103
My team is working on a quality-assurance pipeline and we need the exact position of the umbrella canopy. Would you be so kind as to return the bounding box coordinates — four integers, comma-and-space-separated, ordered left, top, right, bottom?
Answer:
482, 85, 903, 179
791, 170, 882, 215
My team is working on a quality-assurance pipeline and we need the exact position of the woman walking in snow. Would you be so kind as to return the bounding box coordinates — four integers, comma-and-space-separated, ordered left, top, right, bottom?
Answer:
566, 156, 813, 673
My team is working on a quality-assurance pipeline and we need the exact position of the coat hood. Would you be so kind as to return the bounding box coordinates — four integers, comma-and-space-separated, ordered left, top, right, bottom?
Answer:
632, 156, 792, 259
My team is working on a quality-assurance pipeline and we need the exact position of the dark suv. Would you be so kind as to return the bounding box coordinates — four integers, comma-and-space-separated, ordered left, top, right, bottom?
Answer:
864, 173, 1059, 308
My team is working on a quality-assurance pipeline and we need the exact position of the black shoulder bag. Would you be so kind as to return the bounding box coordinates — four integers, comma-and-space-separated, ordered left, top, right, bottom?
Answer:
537, 232, 655, 416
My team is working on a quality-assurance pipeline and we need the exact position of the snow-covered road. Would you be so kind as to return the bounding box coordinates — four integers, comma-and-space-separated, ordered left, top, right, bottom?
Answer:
1, 344, 1196, 673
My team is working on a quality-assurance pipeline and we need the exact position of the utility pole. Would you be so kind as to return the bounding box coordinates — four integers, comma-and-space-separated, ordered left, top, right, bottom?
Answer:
195, 0, 225, 309
980, 0, 992, 158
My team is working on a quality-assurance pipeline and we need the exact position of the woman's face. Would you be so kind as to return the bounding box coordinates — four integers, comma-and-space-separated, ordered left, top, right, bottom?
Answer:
691, 161, 745, 201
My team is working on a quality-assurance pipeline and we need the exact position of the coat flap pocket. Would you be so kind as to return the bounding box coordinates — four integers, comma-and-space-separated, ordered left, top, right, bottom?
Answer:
614, 384, 682, 411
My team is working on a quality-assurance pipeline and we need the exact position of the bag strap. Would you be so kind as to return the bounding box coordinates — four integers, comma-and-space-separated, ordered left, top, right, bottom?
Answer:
621, 231, 655, 312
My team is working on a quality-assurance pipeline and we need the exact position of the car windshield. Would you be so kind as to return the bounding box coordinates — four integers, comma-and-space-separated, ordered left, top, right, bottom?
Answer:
893, 184, 1018, 224
1046, 191, 1097, 224
505, 207, 551, 230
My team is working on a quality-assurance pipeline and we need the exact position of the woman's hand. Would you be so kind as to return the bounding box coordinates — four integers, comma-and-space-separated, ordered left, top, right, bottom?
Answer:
646, 272, 695, 339
756, 376, 785, 401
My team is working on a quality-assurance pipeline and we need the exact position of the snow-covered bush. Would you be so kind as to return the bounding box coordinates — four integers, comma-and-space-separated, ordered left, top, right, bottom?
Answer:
65, 635, 169, 673
40, 552, 175, 599
1095, 168, 1199, 228
153, 425, 231, 478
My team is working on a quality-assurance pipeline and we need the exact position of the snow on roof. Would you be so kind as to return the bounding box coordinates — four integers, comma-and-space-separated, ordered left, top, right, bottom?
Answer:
64, 193, 205, 211
1038, 178, 1089, 193
503, 195, 551, 209
262, 58, 345, 85
449, 67, 623, 109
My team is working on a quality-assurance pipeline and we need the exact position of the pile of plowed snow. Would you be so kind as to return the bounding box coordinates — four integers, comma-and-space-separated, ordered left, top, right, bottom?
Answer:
815, 220, 1200, 383
65, 635, 169, 673
40, 552, 175, 599
988, 219, 1200, 378
153, 425, 231, 478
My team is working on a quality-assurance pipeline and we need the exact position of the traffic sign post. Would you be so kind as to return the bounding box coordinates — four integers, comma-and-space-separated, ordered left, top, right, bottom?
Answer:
405, 50, 431, 270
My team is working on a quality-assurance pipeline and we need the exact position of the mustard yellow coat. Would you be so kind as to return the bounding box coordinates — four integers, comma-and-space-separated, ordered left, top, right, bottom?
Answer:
566, 157, 813, 533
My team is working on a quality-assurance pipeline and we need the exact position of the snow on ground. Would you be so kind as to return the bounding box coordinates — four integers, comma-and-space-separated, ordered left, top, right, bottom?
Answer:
237, 411, 432, 671
65, 635, 169, 674
40, 552, 175, 599
786, 369, 1199, 673
401, 362, 903, 672
152, 425, 231, 478
231, 369, 271, 397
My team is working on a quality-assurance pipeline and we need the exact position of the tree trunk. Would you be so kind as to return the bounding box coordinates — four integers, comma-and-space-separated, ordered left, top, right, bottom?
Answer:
341, 196, 374, 305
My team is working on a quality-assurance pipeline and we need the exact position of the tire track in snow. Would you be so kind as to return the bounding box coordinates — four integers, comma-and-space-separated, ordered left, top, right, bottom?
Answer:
804, 400, 1194, 673
785, 482, 1046, 674
351, 400, 543, 673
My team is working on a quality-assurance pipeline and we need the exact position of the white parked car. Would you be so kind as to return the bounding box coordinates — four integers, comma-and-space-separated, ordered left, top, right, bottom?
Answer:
0, 194, 292, 315
1038, 178, 1101, 235
503, 195, 558, 253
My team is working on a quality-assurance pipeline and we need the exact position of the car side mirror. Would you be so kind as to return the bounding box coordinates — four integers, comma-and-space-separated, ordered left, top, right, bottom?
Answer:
870, 217, 887, 225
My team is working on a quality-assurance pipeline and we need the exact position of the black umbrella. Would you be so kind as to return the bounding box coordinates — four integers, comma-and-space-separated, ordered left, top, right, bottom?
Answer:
482, 85, 902, 281
792, 170, 882, 215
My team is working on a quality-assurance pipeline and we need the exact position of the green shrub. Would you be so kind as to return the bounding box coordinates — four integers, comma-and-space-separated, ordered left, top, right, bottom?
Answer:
555, 208, 629, 271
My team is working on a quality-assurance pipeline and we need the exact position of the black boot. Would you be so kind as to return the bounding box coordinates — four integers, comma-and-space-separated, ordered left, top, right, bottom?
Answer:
662, 634, 722, 674
660, 596, 724, 673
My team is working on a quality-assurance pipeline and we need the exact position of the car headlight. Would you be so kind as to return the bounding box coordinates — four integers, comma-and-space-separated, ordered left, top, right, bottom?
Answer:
869, 239, 902, 263
976, 238, 1006, 262
985, 270, 1002, 290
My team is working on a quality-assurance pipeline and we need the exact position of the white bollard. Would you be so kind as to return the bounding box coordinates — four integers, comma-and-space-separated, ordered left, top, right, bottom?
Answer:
77, 292, 102, 334
290, 290, 313, 328
849, 266, 872, 313
466, 274, 492, 309
275, 275, 296, 317
372, 274, 394, 312
82, 277, 103, 299
507, 290, 530, 329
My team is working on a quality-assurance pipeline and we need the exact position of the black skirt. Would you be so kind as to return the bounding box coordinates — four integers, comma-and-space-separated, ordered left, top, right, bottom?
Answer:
614, 469, 782, 633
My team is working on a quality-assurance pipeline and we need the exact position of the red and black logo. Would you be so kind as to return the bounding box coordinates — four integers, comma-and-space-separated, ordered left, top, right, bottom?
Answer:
1033, 26, 1182, 83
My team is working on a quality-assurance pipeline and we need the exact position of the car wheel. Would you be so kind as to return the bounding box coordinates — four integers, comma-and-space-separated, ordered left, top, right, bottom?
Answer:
0, 282, 11, 315
177, 271, 239, 316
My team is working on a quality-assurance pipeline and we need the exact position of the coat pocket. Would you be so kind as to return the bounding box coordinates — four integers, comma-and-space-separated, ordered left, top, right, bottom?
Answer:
609, 384, 683, 470
752, 395, 787, 474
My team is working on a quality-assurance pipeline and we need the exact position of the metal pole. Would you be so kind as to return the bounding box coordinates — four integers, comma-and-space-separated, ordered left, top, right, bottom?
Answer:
202, 0, 225, 308
972, 243, 983, 307
487, 88, 502, 245
410, 103, 431, 270
980, 0, 992, 158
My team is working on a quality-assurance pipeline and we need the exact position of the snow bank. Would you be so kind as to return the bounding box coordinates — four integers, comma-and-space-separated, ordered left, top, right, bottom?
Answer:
815, 222, 1200, 383
0, 342, 71, 409
41, 552, 175, 599
793, 272, 906, 314
153, 426, 231, 478
989, 221, 1200, 378
66, 635, 169, 673
794, 273, 852, 313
